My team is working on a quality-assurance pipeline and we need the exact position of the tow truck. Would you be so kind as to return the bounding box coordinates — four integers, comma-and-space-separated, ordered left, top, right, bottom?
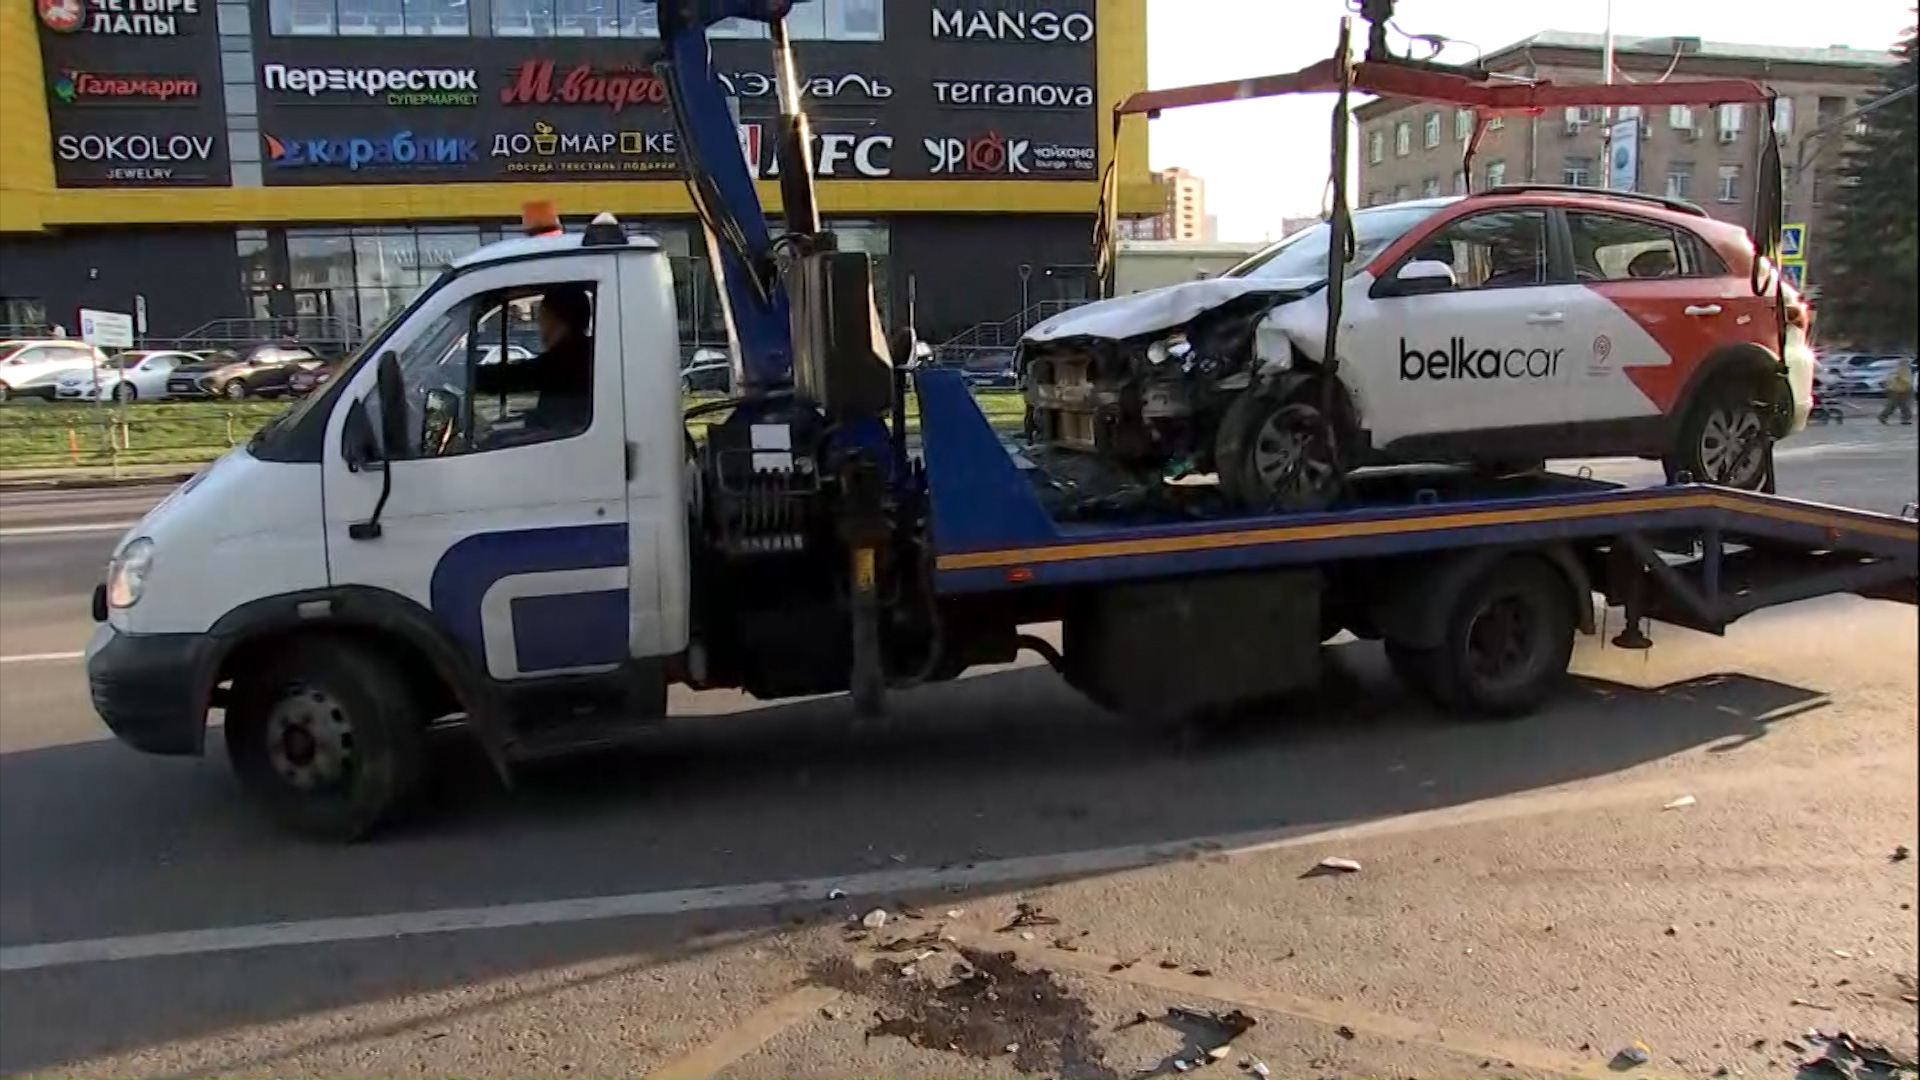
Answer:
84, 0, 1920, 840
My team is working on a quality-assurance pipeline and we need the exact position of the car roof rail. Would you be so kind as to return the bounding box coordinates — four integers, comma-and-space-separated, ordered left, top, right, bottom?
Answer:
1476, 184, 1709, 219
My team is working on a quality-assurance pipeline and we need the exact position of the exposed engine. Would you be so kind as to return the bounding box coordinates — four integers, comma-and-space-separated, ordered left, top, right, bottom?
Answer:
1019, 290, 1301, 475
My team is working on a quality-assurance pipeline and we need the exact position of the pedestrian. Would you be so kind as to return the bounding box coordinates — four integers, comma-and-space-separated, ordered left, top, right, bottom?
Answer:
1880, 358, 1914, 425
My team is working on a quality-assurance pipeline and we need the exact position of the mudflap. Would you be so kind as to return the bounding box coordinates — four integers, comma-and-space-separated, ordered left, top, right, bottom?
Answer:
1061, 568, 1324, 720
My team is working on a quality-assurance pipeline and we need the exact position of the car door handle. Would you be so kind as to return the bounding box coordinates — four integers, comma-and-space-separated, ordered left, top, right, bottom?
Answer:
1685, 304, 1723, 317
1525, 312, 1566, 325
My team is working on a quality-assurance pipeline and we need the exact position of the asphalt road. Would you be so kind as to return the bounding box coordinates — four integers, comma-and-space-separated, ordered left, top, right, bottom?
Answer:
0, 424, 1913, 1079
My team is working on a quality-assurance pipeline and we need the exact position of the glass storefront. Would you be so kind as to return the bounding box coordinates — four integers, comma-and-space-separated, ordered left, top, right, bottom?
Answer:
238, 219, 891, 353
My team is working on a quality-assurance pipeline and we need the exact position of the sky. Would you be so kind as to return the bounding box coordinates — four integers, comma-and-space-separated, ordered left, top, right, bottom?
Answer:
1143, 0, 1914, 241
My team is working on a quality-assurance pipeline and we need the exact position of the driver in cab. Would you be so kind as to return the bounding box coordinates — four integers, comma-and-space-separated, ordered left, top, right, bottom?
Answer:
470, 285, 594, 445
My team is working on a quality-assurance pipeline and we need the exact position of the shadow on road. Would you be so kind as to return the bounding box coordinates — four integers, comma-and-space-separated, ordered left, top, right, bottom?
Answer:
0, 641, 1828, 1075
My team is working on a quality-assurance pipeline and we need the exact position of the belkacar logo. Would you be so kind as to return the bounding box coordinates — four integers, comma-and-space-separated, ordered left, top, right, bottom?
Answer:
263, 131, 477, 171
1399, 337, 1562, 381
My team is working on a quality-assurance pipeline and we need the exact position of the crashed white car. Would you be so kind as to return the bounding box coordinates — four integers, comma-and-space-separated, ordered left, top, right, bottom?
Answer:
1019, 190, 1814, 511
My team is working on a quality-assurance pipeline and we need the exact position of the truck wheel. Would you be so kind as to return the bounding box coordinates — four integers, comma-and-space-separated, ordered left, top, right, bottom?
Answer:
224, 637, 427, 842
1419, 556, 1576, 719
1215, 391, 1342, 513
1667, 375, 1772, 490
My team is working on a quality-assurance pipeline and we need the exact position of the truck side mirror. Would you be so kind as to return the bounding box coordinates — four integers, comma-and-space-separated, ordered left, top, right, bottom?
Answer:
374, 350, 407, 454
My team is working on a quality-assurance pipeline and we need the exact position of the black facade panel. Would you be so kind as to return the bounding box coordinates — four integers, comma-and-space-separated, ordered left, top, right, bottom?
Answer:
889, 212, 1092, 339
0, 228, 243, 338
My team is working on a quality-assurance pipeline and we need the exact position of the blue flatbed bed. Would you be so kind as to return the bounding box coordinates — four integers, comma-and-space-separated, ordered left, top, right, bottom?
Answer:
912, 369, 1919, 630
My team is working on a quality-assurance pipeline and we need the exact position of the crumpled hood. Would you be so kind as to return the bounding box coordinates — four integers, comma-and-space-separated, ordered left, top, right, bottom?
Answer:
1023, 276, 1322, 345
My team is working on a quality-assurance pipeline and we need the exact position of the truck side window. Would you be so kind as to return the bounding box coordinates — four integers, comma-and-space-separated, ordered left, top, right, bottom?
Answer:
376, 281, 597, 460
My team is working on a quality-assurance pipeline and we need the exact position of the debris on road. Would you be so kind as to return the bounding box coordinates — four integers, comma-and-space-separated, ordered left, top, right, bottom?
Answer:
1336, 1024, 1356, 1040
861, 908, 890, 930
997, 901, 1062, 933
1664, 795, 1698, 810
1797, 1030, 1919, 1080
1891, 846, 1911, 864
1245, 1059, 1271, 1077
1792, 998, 1839, 1011
1611, 1041, 1652, 1069
827, 888, 848, 900
1310, 856, 1363, 875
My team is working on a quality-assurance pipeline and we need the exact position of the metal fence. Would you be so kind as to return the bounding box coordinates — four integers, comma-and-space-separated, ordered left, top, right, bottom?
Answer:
0, 399, 271, 475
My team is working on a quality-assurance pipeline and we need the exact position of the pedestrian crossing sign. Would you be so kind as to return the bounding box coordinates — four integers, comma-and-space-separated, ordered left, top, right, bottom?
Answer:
1782, 262, 1805, 289
1781, 223, 1806, 262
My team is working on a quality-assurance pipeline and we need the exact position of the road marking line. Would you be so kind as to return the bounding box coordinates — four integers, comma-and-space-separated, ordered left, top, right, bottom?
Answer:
943, 927, 1633, 1080
2, 754, 1899, 974
0, 651, 84, 665
644, 985, 843, 1080
0, 522, 136, 538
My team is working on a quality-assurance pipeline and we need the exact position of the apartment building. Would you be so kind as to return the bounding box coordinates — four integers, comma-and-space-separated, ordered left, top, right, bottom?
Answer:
1354, 31, 1895, 285
1120, 165, 1211, 241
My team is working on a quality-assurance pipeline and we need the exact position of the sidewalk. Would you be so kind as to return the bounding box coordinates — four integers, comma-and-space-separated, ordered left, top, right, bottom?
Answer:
0, 463, 199, 491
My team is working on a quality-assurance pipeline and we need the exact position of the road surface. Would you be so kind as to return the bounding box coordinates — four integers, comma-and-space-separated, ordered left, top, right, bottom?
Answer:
0, 425, 1913, 1078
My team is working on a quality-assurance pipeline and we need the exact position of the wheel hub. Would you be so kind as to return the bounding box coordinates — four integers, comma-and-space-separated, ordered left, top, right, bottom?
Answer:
1251, 407, 1336, 501
1699, 405, 1767, 487
1465, 594, 1540, 688
264, 686, 355, 791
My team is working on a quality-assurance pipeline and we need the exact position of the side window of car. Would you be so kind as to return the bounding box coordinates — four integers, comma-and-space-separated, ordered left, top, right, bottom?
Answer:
1398, 209, 1551, 290
1568, 211, 1688, 281
375, 280, 597, 461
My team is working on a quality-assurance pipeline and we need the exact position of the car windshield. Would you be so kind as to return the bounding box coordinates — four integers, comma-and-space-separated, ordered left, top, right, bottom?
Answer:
1221, 202, 1450, 282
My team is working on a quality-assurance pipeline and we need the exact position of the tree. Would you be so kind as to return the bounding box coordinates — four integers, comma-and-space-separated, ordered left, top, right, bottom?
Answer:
1819, 11, 1919, 350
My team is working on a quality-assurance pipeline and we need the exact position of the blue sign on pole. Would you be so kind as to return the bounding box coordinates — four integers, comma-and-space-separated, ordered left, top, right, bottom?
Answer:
1781, 224, 1806, 259
1781, 262, 1806, 289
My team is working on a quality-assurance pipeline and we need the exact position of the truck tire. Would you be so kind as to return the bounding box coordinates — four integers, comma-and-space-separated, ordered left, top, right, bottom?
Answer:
1215, 391, 1342, 513
1415, 555, 1576, 719
224, 636, 427, 842
1666, 374, 1773, 490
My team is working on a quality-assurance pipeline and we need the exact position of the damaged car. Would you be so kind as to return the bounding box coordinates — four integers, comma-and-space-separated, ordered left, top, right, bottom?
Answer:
1019, 189, 1815, 513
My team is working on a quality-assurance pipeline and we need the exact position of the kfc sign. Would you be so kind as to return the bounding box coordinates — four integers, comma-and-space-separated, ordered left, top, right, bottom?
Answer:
927, 132, 1095, 175
719, 71, 893, 101
501, 61, 668, 114
931, 6, 1094, 43
40, 0, 203, 36
738, 124, 891, 178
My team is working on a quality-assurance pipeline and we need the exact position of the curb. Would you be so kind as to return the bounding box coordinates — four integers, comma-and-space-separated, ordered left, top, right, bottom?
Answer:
0, 471, 196, 492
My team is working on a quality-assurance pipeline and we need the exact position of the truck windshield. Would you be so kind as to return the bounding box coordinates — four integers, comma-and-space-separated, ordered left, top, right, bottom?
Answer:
246, 279, 431, 447
1221, 201, 1452, 282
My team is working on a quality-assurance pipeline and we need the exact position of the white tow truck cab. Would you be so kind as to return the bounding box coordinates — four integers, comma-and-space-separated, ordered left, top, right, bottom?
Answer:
89, 214, 715, 837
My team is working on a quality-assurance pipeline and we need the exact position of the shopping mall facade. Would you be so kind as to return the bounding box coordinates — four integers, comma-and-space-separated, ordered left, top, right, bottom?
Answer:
0, 0, 1151, 347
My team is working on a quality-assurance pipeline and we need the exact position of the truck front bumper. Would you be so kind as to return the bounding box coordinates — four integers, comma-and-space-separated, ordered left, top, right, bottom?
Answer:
85, 622, 209, 756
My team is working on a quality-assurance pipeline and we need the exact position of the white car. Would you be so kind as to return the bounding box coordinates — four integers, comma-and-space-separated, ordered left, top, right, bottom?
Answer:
0, 339, 107, 402
1022, 189, 1815, 509
56, 350, 196, 402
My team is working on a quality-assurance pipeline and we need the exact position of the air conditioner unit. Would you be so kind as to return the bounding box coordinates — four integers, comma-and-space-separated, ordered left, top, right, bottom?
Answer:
1641, 125, 1654, 140
1564, 118, 1584, 136
1679, 126, 1701, 141
1717, 128, 1739, 144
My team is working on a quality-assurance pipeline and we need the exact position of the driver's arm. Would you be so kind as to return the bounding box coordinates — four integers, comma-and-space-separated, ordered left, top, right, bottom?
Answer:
472, 355, 541, 396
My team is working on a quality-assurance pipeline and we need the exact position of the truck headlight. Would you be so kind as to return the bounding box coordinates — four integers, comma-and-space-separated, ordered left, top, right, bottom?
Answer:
107, 536, 154, 609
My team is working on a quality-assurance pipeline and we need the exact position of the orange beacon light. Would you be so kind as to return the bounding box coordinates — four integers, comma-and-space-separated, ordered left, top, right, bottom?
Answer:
521, 200, 563, 237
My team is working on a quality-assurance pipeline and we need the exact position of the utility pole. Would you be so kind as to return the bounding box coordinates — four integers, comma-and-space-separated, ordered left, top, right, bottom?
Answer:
1599, 0, 1615, 189
1790, 82, 1917, 292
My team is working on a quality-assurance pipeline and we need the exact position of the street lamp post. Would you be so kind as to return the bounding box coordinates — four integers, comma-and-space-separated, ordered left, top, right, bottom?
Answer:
1599, 0, 1615, 190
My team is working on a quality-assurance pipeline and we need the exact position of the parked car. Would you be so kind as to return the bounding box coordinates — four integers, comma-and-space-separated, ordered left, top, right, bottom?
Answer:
0, 339, 107, 402
1021, 188, 1816, 509
682, 348, 732, 394
957, 350, 1021, 390
1833, 356, 1912, 397
165, 342, 322, 399
55, 349, 196, 402
287, 360, 340, 397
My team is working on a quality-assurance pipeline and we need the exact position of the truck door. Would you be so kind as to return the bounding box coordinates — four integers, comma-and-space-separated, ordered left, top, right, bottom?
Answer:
321, 254, 635, 684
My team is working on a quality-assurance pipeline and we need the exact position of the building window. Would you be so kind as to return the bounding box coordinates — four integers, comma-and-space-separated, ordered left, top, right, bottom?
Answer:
1392, 184, 1410, 202
1364, 191, 1382, 207
1563, 156, 1594, 187
1717, 103, 1744, 140
1455, 108, 1474, 141
1717, 164, 1741, 202
1422, 111, 1441, 149
1670, 104, 1695, 131
1485, 159, 1507, 187
1817, 95, 1846, 128
1395, 122, 1411, 157
1453, 169, 1467, 194
1486, 115, 1504, 131
1422, 176, 1441, 197
1368, 130, 1385, 165
1666, 163, 1694, 200
269, 0, 468, 34
1773, 97, 1795, 136
1617, 105, 1642, 122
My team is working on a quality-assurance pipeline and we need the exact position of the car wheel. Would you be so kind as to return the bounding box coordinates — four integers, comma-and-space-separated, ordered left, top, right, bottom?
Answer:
223, 380, 249, 400
113, 382, 137, 403
1214, 390, 1343, 513
224, 636, 427, 842
1669, 377, 1772, 490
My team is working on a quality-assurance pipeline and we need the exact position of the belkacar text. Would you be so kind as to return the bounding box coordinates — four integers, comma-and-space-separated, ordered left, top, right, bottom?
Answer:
1399, 338, 1562, 381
